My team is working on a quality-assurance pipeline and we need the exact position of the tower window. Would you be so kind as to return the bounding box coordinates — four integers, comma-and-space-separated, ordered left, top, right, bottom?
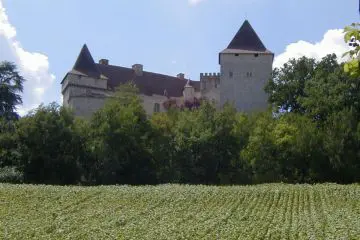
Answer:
154, 103, 160, 113
229, 71, 233, 78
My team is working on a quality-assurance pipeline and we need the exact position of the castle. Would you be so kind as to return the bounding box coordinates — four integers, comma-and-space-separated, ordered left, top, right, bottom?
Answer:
61, 20, 274, 117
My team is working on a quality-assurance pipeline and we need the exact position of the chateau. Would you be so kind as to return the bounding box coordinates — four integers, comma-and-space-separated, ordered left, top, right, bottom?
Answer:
61, 20, 273, 117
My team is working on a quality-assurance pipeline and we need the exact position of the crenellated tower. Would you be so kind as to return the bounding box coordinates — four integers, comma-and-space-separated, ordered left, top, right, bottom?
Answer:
200, 72, 220, 104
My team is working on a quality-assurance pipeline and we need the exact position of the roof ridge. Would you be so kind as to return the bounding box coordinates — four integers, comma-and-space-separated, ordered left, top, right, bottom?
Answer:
96, 63, 199, 82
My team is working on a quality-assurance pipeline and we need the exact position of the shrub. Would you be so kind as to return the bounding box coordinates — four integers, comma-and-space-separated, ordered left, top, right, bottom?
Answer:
0, 166, 23, 183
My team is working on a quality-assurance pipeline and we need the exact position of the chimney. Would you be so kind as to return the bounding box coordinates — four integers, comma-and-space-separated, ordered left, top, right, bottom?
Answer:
99, 59, 109, 65
177, 73, 185, 79
132, 64, 143, 76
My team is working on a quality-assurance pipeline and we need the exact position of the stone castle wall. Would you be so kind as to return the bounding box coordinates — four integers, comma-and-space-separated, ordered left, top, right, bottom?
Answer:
219, 53, 273, 112
200, 73, 220, 105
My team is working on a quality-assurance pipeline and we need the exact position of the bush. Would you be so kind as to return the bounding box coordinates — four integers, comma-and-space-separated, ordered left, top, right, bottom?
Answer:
0, 166, 23, 183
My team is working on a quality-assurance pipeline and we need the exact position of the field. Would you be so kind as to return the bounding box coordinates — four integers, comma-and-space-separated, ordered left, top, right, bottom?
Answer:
0, 184, 359, 239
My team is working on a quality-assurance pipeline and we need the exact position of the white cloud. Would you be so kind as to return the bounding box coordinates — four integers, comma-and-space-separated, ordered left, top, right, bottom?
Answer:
188, 0, 206, 6
274, 29, 349, 69
0, 0, 55, 116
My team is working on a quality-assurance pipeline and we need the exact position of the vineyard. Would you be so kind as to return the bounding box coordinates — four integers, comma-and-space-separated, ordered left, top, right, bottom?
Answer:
0, 184, 359, 239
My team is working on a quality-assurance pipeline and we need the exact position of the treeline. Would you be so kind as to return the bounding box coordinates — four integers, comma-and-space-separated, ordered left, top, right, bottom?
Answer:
1, 54, 360, 185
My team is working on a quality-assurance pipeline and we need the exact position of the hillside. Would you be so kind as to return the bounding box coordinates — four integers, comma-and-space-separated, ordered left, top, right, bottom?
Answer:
0, 184, 359, 239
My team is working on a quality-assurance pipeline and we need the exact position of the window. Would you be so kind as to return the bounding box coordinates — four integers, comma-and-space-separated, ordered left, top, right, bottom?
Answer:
154, 103, 160, 113
229, 71, 233, 78
254, 53, 259, 57
246, 72, 253, 78
235, 53, 239, 56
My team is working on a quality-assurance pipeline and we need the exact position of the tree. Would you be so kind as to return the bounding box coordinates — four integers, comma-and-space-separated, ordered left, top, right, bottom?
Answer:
265, 56, 316, 113
15, 103, 84, 184
88, 82, 156, 184
298, 54, 360, 122
0, 61, 25, 121
266, 54, 360, 122
344, 23, 360, 77
150, 111, 178, 183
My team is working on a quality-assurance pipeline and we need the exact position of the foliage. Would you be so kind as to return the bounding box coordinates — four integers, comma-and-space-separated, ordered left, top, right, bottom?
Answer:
0, 167, 23, 183
0, 184, 359, 239
0, 61, 25, 121
1, 51, 360, 185
265, 56, 316, 113
15, 103, 84, 185
0, 118, 18, 168
344, 23, 360, 77
87, 82, 156, 184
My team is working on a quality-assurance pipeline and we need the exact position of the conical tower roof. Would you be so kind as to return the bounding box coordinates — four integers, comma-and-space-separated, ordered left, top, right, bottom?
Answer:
73, 44, 101, 78
222, 20, 272, 54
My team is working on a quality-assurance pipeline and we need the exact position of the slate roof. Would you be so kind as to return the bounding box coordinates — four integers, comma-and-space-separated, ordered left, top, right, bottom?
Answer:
72, 45, 101, 78
68, 44, 200, 97
222, 20, 272, 54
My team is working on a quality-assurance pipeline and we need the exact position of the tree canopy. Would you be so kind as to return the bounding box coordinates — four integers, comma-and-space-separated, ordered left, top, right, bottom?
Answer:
0, 61, 25, 121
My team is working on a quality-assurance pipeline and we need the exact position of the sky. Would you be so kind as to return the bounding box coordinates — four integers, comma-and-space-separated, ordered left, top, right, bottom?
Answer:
0, 0, 358, 115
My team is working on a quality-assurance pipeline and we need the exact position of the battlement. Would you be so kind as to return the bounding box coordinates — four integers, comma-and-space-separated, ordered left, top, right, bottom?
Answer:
200, 72, 220, 91
200, 72, 220, 78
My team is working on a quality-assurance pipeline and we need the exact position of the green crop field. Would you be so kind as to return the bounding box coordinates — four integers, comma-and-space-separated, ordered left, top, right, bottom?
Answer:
0, 184, 359, 239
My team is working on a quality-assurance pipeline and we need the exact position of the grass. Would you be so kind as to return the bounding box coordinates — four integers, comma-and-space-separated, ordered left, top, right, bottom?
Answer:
0, 183, 359, 239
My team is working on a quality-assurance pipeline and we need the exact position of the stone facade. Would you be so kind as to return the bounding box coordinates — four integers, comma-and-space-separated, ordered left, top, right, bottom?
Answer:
61, 20, 273, 118
219, 51, 273, 112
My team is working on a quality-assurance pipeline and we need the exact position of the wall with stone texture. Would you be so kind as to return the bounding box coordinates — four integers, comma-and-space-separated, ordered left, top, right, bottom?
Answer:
219, 53, 273, 112
68, 95, 107, 118
140, 94, 168, 116
62, 73, 109, 118
62, 72, 193, 118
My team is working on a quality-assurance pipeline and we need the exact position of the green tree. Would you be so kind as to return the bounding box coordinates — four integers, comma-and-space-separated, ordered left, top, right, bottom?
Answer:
321, 109, 360, 183
88, 82, 156, 184
265, 56, 316, 113
168, 101, 247, 184
0, 118, 19, 168
15, 103, 84, 184
150, 111, 178, 183
267, 54, 360, 122
344, 23, 360, 77
0, 61, 25, 121
298, 54, 360, 122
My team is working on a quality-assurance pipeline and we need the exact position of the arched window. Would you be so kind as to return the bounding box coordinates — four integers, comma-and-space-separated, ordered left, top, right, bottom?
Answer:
154, 103, 160, 113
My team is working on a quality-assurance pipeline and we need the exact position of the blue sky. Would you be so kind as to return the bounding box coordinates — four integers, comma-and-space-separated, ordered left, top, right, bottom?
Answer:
0, 0, 358, 114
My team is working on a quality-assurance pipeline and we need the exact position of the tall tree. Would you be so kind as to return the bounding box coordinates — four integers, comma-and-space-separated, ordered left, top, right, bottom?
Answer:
0, 61, 25, 121
16, 103, 84, 184
88, 82, 156, 184
265, 57, 316, 113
